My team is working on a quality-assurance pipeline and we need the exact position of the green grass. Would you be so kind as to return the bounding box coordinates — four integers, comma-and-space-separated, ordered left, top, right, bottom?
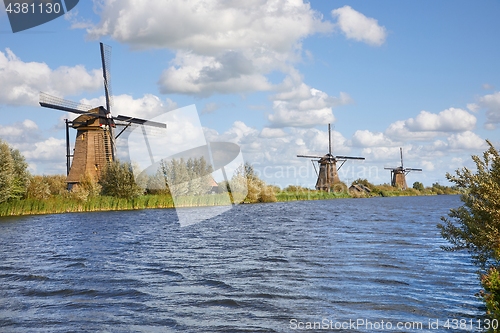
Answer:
0, 186, 459, 217
0, 193, 238, 217
276, 190, 351, 202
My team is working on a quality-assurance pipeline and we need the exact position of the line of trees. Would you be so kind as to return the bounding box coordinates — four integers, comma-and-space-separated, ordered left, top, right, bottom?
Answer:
144, 157, 215, 197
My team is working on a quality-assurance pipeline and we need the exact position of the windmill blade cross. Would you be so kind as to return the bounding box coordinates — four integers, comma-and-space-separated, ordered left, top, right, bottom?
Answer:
406, 168, 423, 171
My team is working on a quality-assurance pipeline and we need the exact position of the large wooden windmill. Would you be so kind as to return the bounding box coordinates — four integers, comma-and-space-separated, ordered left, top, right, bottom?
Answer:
297, 124, 365, 192
40, 43, 166, 190
384, 147, 422, 189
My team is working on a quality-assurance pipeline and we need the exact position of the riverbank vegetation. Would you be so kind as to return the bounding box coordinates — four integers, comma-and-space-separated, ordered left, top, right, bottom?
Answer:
0, 138, 458, 217
438, 140, 500, 325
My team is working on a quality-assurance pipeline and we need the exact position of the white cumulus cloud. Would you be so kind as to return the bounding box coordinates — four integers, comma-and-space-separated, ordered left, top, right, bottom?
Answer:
23, 137, 66, 162
351, 130, 395, 147
158, 51, 274, 96
88, 0, 331, 53
331, 6, 387, 46
260, 127, 287, 138
0, 119, 42, 145
447, 131, 487, 150
86, 0, 334, 96
405, 108, 476, 132
80, 94, 177, 120
477, 91, 500, 129
267, 72, 352, 128
384, 108, 477, 142
0, 48, 102, 106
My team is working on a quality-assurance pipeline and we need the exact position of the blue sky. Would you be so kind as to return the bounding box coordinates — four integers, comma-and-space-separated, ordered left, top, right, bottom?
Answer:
0, 0, 499, 188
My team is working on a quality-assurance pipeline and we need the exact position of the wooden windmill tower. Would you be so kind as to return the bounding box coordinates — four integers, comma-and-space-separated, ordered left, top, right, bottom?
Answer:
384, 148, 422, 189
297, 124, 365, 192
40, 43, 166, 190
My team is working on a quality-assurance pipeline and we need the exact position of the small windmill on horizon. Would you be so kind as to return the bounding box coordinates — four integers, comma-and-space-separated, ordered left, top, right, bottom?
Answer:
39, 42, 166, 190
384, 147, 422, 189
297, 124, 365, 192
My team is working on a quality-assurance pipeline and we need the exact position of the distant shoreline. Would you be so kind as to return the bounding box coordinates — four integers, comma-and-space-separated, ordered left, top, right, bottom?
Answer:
0, 190, 458, 218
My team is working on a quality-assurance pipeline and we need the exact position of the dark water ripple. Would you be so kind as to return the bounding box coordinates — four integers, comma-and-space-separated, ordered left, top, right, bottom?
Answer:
0, 196, 483, 332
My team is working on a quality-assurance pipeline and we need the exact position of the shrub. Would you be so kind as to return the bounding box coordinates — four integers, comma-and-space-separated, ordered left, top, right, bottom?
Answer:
67, 173, 102, 201
480, 267, 500, 320
352, 178, 375, 190
259, 185, 277, 203
413, 181, 424, 191
229, 163, 277, 203
282, 185, 311, 193
438, 140, 500, 322
26, 176, 51, 200
331, 181, 347, 193
44, 175, 67, 195
99, 160, 143, 199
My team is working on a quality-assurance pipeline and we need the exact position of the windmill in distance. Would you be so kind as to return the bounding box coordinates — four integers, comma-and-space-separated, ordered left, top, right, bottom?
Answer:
297, 124, 365, 192
39, 42, 166, 190
384, 147, 422, 190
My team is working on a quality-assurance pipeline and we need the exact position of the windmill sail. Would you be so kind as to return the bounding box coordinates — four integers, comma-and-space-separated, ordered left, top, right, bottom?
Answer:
39, 92, 94, 115
100, 42, 113, 114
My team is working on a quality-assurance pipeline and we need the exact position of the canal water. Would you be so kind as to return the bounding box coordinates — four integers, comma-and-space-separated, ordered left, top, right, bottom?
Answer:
0, 195, 483, 332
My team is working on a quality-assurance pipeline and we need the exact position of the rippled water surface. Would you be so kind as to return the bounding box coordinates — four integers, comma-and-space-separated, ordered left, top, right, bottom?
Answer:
0, 196, 483, 332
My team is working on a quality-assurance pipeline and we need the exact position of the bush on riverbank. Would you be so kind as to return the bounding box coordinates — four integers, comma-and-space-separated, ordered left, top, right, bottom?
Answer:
480, 267, 500, 320
438, 140, 500, 324
100, 161, 143, 199
219, 163, 277, 203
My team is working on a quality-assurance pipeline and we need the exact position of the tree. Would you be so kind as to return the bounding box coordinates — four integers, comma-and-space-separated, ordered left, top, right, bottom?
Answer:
438, 140, 500, 320
229, 162, 276, 203
412, 181, 424, 191
157, 157, 213, 197
0, 141, 15, 203
99, 160, 143, 198
26, 176, 51, 200
10, 148, 30, 198
0, 139, 30, 203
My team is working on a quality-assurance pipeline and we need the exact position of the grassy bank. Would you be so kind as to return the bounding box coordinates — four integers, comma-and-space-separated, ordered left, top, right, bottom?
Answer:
0, 193, 235, 217
276, 190, 351, 202
0, 187, 459, 217
275, 184, 459, 202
